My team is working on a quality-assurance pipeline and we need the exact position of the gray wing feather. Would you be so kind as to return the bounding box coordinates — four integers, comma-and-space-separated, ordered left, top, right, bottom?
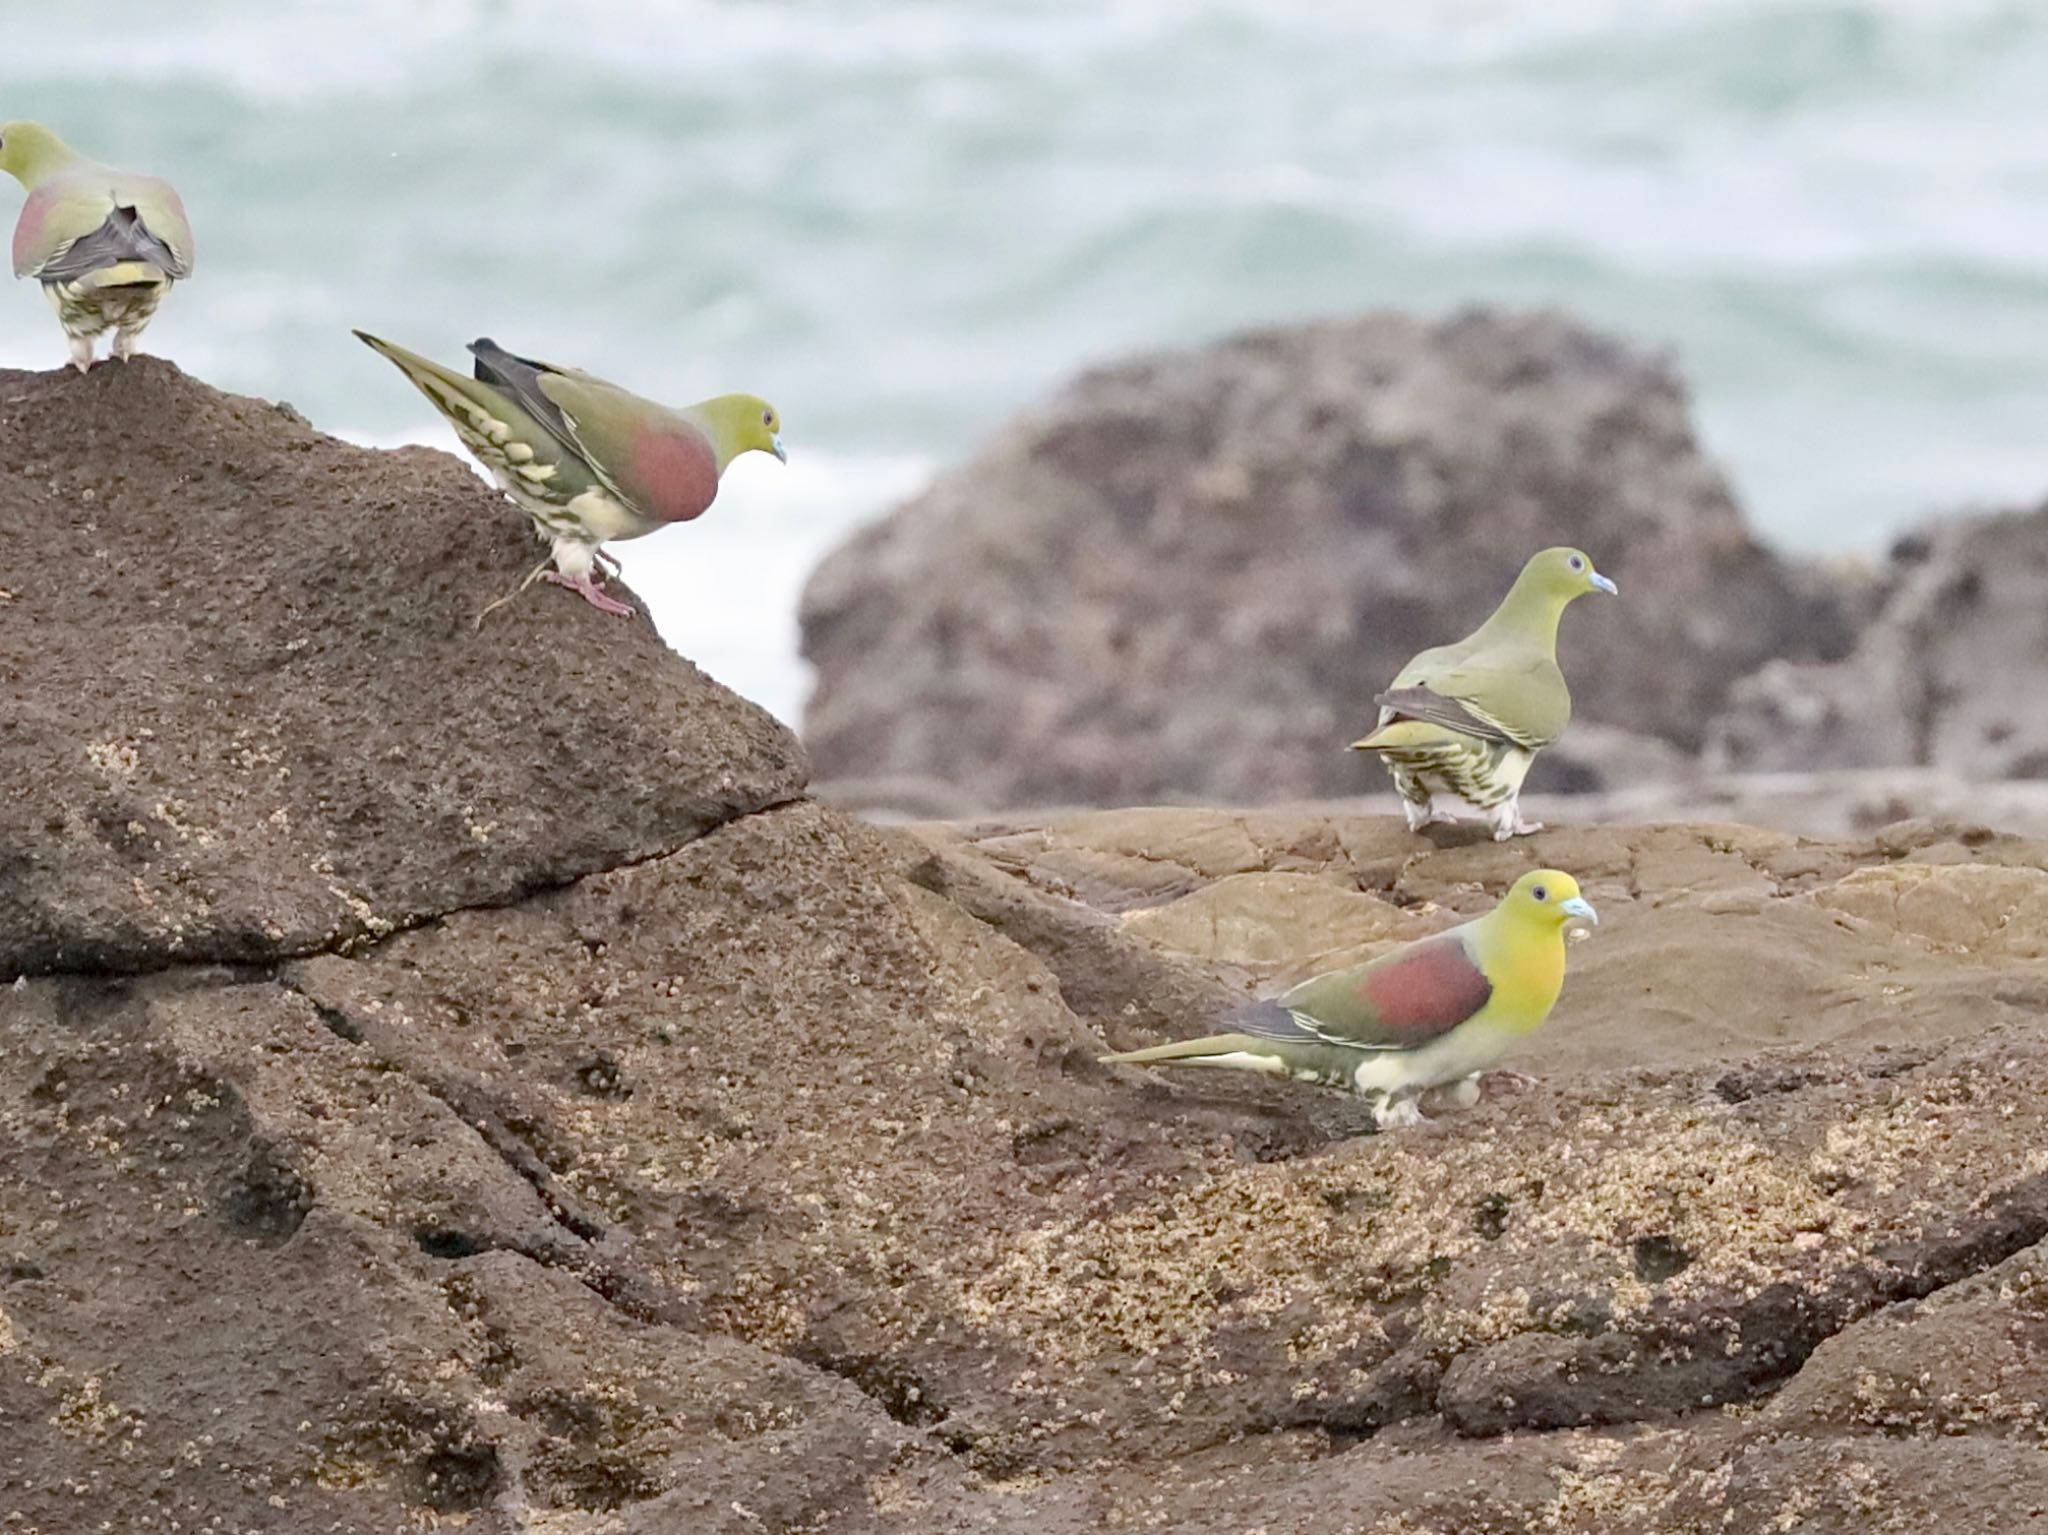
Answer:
1226, 999, 1322, 1042
1373, 685, 1518, 746
37, 207, 184, 283
1226, 998, 1385, 1051
467, 338, 585, 461
1229, 996, 1410, 1053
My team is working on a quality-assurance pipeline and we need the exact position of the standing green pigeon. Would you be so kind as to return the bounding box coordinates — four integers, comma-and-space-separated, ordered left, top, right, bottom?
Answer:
355, 332, 785, 619
1100, 869, 1596, 1128
1351, 547, 1616, 840
1, 122, 194, 372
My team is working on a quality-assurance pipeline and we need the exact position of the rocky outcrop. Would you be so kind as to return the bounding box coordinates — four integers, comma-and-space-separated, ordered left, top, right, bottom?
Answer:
1709, 503, 2048, 782
0, 361, 805, 974
800, 309, 1851, 809
4, 363, 2046, 1533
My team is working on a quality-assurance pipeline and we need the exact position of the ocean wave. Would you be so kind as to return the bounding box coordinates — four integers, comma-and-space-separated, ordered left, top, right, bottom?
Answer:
13, 1, 2043, 94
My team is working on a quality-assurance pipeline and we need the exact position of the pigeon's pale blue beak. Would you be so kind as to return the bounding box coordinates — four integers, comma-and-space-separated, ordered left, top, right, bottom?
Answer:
1560, 895, 1599, 925
771, 434, 787, 464
1591, 572, 1618, 596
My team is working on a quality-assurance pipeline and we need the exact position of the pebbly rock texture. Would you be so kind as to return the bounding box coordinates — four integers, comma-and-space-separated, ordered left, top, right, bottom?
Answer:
1709, 501, 2048, 782
6, 365, 2048, 1532
0, 361, 806, 974
800, 309, 1851, 810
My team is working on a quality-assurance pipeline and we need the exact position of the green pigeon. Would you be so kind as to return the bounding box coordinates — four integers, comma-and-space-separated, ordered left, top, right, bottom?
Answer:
1101, 869, 1596, 1129
355, 331, 786, 618
1, 122, 195, 372
1351, 547, 1616, 840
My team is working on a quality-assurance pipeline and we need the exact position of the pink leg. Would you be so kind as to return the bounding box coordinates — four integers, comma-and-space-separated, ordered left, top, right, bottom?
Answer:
541, 569, 634, 617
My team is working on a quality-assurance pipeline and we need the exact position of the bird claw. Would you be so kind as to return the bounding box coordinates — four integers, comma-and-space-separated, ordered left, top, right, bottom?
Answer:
1488, 807, 1544, 840
1480, 1069, 1540, 1096
542, 569, 635, 617
1372, 1095, 1425, 1131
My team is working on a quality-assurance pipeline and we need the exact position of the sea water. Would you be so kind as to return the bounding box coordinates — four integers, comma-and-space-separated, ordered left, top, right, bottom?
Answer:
9, 0, 2048, 723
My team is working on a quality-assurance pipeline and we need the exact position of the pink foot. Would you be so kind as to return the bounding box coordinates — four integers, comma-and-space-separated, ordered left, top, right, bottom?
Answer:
542, 570, 634, 616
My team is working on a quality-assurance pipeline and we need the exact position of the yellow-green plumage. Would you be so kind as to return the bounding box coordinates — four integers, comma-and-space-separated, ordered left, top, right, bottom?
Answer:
1351, 546, 1615, 840
1, 122, 195, 372
1101, 870, 1597, 1128
353, 330, 787, 621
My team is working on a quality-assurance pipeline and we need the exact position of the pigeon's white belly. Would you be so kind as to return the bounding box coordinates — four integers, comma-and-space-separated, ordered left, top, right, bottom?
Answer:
496, 479, 658, 550
1350, 1018, 1515, 1097
562, 489, 658, 544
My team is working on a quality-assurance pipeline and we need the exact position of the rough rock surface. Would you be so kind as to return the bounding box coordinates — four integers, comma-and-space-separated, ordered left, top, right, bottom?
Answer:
6, 365, 2048, 1533
1710, 503, 2048, 780
800, 309, 1851, 809
0, 361, 806, 974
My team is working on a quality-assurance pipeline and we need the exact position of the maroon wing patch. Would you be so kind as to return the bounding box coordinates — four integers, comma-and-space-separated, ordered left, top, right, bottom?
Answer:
13, 184, 64, 276
629, 425, 720, 524
1355, 934, 1493, 1042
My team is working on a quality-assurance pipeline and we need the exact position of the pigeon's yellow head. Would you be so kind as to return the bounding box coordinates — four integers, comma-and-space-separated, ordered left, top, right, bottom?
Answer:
1520, 546, 1618, 603
696, 393, 787, 468
0, 122, 75, 187
1500, 869, 1598, 931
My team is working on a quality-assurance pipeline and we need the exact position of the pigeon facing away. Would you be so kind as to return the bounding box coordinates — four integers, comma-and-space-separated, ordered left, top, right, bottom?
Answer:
355, 331, 785, 619
1100, 869, 1597, 1129
1351, 547, 1616, 840
1, 121, 194, 372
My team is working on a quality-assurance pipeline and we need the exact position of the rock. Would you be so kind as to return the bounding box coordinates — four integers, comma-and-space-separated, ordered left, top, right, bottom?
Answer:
1636, 1236, 2048, 1533
1440, 1331, 1657, 1435
1524, 766, 2048, 843
1117, 870, 1430, 979
818, 765, 2048, 844
1767, 1243, 2048, 1442
1709, 502, 2048, 779
4, 371, 2043, 1530
0, 360, 806, 974
12, 790, 2048, 1531
800, 308, 1850, 809
1537, 722, 1701, 796
1814, 862, 2048, 958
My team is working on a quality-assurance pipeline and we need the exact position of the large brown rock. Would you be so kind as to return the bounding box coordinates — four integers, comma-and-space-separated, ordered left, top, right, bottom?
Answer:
12, 799, 2048, 1532
1710, 503, 2048, 780
4, 370, 2045, 1532
800, 309, 1851, 809
0, 361, 807, 974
